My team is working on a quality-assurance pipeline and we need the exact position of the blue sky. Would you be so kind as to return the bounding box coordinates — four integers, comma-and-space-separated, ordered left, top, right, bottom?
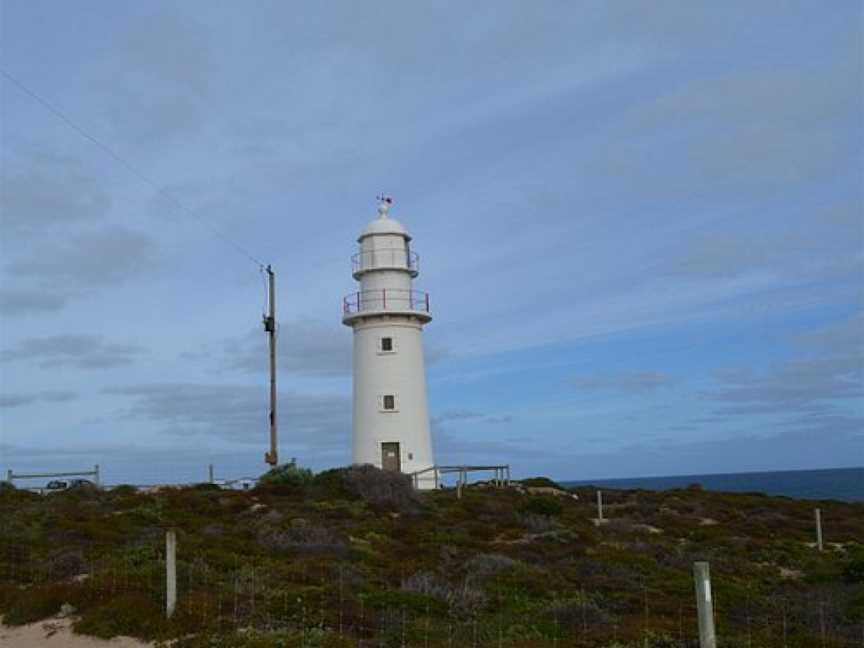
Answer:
1, 1, 861, 484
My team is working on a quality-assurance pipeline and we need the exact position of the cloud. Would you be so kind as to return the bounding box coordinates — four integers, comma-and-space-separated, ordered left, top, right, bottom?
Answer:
545, 423, 864, 481
431, 410, 513, 426
572, 371, 677, 393
0, 153, 111, 239
703, 314, 863, 417
102, 9, 216, 145
0, 289, 71, 315
224, 319, 351, 376
0, 390, 77, 409
1, 335, 146, 369
7, 225, 158, 287
105, 383, 350, 451
1, 153, 159, 316
585, 64, 858, 200
431, 410, 484, 424
662, 205, 863, 281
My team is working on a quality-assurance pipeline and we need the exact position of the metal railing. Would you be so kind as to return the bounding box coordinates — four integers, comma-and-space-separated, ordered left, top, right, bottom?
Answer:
343, 289, 430, 315
6, 465, 100, 489
351, 248, 419, 275
409, 464, 511, 493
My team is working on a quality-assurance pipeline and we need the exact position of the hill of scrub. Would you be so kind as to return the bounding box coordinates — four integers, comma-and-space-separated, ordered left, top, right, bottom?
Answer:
0, 465, 862, 647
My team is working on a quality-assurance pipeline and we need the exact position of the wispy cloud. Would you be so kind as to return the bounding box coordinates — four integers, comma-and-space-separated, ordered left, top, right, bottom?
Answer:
1, 335, 146, 369
572, 371, 677, 393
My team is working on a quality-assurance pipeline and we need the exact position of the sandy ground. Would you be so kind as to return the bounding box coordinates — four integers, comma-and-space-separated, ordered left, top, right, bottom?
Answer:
0, 617, 153, 647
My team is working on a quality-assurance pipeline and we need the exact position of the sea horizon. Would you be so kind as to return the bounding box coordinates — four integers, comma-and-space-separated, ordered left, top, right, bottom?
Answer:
563, 466, 863, 502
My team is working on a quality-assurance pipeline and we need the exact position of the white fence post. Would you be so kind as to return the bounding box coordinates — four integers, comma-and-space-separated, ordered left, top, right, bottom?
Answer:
166, 530, 177, 618
815, 508, 823, 552
693, 561, 717, 648
596, 490, 604, 521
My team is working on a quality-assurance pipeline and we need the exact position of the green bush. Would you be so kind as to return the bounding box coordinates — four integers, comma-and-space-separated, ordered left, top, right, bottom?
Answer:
108, 484, 138, 496
521, 476, 564, 489
1, 584, 79, 625
521, 495, 563, 517
258, 463, 314, 489
191, 482, 222, 491
843, 550, 864, 584
342, 464, 421, 512
173, 629, 354, 647
74, 592, 164, 640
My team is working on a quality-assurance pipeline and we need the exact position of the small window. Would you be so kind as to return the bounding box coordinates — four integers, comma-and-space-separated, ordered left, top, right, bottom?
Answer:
378, 336, 396, 354
383, 394, 396, 410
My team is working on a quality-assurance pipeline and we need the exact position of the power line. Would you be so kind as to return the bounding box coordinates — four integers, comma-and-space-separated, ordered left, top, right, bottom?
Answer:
0, 68, 267, 268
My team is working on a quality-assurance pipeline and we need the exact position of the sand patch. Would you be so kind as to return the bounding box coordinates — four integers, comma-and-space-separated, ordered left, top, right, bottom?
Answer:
0, 617, 153, 648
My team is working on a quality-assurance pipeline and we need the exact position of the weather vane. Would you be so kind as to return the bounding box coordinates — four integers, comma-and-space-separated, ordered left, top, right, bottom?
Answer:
376, 193, 393, 217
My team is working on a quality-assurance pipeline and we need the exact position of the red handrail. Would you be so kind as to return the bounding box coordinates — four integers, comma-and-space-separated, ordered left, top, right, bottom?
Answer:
342, 289, 431, 315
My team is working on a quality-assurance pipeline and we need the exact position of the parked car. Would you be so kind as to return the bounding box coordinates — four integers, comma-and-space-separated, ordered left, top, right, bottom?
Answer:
43, 478, 98, 493
68, 478, 96, 489
45, 480, 69, 491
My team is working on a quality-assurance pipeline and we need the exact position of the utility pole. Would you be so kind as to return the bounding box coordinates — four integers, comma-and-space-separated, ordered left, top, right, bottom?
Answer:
263, 264, 278, 467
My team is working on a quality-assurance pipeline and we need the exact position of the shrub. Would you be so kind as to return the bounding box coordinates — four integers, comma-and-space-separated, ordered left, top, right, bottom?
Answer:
341, 464, 420, 513
521, 476, 564, 490
311, 468, 353, 499
1, 584, 78, 625
258, 463, 314, 489
47, 549, 87, 579
256, 522, 347, 555
521, 495, 563, 517
522, 513, 560, 532
464, 552, 519, 579
191, 482, 221, 491
74, 592, 164, 640
843, 550, 864, 584
401, 571, 487, 612
0, 480, 16, 492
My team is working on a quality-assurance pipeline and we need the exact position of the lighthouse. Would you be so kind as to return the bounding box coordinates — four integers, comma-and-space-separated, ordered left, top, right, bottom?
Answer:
342, 197, 436, 488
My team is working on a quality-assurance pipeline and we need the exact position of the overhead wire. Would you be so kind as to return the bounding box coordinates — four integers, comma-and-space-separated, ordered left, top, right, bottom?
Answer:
0, 68, 267, 269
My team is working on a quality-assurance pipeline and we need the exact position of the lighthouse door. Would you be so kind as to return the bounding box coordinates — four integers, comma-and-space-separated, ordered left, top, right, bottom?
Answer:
381, 442, 401, 472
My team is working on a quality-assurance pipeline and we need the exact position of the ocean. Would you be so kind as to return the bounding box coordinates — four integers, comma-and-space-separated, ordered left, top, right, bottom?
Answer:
563, 467, 863, 503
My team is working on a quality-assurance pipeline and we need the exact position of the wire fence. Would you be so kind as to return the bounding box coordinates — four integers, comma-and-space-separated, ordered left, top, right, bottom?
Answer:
2, 537, 862, 647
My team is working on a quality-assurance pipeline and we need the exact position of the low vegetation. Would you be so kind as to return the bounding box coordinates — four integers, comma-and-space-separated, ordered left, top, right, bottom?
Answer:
0, 465, 862, 647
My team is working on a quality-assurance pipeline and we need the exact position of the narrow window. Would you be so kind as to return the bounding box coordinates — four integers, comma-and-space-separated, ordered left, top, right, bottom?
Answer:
381, 337, 393, 352
383, 394, 396, 410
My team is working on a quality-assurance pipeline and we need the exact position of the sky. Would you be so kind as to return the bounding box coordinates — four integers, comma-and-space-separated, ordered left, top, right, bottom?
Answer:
0, 1, 862, 485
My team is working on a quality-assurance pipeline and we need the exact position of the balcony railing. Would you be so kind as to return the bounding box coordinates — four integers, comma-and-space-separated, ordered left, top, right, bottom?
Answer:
343, 289, 430, 315
351, 248, 419, 275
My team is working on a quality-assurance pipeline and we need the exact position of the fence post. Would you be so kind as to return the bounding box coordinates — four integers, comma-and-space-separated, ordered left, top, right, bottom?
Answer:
209, 464, 215, 484
596, 490, 604, 521
815, 508, 823, 552
693, 562, 717, 648
94, 464, 100, 486
166, 530, 177, 618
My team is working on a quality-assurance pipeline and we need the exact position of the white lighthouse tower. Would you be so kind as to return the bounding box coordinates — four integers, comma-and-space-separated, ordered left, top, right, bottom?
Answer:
342, 197, 436, 488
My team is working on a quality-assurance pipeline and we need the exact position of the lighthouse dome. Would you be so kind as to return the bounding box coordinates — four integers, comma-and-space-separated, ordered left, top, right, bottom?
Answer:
358, 200, 411, 241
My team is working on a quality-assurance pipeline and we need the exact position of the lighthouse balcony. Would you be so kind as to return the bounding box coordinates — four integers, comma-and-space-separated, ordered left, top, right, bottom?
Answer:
343, 289, 432, 324
352, 249, 419, 279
